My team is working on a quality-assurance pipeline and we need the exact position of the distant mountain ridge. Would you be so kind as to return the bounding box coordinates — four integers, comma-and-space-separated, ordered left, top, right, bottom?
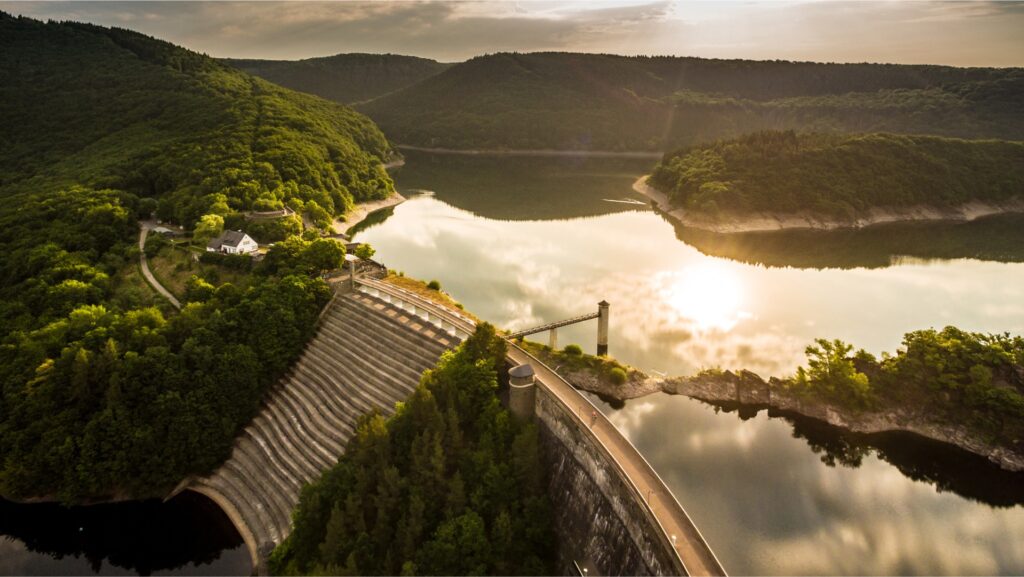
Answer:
224, 53, 451, 104
354, 52, 1024, 151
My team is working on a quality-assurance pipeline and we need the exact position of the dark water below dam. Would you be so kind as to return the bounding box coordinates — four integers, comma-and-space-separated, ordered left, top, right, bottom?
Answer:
0, 493, 250, 575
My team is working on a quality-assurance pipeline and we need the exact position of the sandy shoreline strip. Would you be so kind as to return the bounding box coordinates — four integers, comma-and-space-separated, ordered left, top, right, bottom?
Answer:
398, 144, 662, 159
632, 175, 1024, 234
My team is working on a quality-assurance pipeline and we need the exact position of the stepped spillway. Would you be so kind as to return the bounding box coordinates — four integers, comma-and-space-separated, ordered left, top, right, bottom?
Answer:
186, 288, 459, 570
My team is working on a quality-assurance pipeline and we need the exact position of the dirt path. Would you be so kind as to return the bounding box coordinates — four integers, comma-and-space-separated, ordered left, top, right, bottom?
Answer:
138, 225, 182, 309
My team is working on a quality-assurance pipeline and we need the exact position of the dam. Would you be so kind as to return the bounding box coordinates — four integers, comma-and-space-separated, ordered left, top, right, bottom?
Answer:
180, 276, 724, 575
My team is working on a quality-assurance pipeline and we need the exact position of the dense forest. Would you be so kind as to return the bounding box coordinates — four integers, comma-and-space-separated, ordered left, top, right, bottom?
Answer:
355, 52, 1024, 151
648, 131, 1024, 220
226, 53, 451, 104
271, 325, 556, 576
0, 13, 394, 501
789, 327, 1024, 454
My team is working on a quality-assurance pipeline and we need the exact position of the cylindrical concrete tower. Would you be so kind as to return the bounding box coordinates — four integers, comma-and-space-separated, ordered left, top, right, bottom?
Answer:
508, 363, 537, 420
597, 300, 610, 356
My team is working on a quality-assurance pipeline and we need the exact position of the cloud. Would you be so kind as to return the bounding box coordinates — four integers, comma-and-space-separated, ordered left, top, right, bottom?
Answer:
2, 1, 1019, 65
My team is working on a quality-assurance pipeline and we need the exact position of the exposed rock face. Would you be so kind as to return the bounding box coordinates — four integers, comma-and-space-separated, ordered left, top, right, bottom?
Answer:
569, 367, 1024, 473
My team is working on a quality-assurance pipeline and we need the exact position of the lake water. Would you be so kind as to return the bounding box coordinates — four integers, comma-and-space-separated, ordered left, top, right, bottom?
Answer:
354, 151, 1024, 575
4, 151, 1023, 576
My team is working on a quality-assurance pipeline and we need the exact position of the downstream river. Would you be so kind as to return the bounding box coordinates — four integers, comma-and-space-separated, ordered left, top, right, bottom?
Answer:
4, 151, 1024, 575
356, 151, 1024, 575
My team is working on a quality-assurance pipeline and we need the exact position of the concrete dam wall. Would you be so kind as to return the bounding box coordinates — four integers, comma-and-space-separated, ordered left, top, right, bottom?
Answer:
177, 277, 722, 575
179, 285, 461, 573
505, 347, 725, 577
537, 387, 678, 575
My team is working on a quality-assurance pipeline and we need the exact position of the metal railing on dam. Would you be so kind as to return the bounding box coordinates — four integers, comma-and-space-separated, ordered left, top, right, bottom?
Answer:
356, 277, 726, 576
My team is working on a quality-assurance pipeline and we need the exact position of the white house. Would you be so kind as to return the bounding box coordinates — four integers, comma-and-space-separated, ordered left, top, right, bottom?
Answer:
206, 230, 258, 255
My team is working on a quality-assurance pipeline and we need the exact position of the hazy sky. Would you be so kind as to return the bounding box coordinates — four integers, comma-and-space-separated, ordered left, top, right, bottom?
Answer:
3, 1, 1023, 66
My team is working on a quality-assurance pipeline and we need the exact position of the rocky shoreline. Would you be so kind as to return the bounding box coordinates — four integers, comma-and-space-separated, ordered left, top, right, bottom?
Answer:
558, 363, 1024, 473
633, 175, 1024, 234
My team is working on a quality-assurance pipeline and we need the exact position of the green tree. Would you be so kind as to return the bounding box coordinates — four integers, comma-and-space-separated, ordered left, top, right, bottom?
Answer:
354, 243, 376, 261
794, 338, 872, 407
192, 213, 224, 247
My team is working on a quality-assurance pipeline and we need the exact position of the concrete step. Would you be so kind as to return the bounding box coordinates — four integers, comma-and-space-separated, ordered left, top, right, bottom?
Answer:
205, 470, 279, 547
316, 314, 438, 386
348, 292, 460, 348
335, 295, 453, 356
243, 425, 309, 491
220, 451, 292, 539
285, 360, 364, 432
303, 338, 413, 412
273, 373, 347, 456
326, 304, 446, 369
261, 390, 335, 470
231, 436, 296, 512
248, 411, 322, 482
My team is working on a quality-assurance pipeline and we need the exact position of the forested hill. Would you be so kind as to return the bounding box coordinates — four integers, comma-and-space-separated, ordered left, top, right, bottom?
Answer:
357, 52, 1024, 151
648, 131, 1024, 220
0, 13, 393, 502
225, 53, 450, 104
0, 13, 395, 225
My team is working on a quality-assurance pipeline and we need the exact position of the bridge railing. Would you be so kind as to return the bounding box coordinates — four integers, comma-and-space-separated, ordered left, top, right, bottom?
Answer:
506, 311, 600, 339
354, 276, 725, 576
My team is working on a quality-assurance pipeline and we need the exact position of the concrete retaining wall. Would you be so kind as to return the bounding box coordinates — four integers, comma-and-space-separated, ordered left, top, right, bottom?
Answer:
535, 387, 680, 576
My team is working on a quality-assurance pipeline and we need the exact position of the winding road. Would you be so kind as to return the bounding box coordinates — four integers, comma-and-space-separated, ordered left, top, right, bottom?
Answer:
138, 224, 182, 309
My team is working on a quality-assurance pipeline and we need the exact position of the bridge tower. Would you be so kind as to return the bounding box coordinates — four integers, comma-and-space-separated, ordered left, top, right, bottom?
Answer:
597, 300, 610, 356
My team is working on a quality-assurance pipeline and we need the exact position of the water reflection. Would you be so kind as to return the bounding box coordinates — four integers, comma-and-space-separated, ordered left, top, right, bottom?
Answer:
357, 196, 1024, 377
672, 213, 1024, 270
390, 151, 654, 220
601, 394, 1024, 575
0, 492, 250, 576
358, 154, 1024, 575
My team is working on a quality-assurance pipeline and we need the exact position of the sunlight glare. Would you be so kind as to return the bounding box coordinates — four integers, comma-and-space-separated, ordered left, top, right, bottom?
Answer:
661, 262, 747, 332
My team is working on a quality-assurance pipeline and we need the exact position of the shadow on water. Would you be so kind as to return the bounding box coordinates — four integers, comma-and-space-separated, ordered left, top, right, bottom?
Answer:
347, 205, 397, 236
669, 213, 1024, 269
391, 150, 656, 221
0, 492, 249, 575
707, 401, 1024, 508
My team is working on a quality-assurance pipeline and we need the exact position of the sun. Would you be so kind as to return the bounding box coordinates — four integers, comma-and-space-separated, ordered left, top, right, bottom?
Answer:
661, 262, 747, 332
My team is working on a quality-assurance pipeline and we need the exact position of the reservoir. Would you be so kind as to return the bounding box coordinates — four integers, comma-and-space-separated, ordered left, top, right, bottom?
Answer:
3, 151, 1023, 575
355, 151, 1024, 575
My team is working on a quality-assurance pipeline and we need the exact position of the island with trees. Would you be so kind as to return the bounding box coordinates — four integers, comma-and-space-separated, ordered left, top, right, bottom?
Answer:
641, 130, 1024, 232
540, 327, 1024, 473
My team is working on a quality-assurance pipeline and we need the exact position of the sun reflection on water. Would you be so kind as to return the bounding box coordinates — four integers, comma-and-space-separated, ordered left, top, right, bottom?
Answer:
658, 262, 750, 332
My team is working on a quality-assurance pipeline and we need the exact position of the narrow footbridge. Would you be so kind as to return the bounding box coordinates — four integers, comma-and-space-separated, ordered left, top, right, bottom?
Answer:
508, 300, 610, 355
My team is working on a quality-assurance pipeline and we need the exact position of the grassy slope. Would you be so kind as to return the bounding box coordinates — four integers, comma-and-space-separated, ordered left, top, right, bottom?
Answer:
224, 53, 451, 104
648, 131, 1024, 220
358, 52, 1024, 151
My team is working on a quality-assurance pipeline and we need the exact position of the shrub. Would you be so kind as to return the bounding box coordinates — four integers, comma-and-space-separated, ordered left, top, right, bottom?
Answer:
609, 367, 628, 385
563, 344, 583, 356
426, 279, 441, 291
